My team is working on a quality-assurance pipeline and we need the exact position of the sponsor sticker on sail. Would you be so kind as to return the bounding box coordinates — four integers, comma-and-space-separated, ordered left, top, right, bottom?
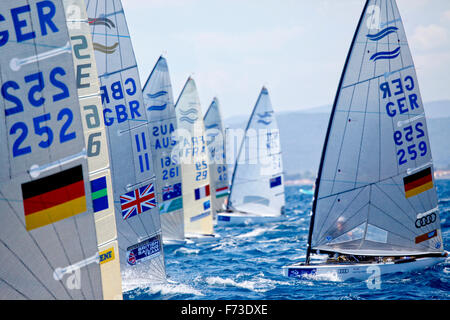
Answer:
403, 167, 433, 198
126, 235, 162, 266
415, 229, 438, 244
21, 166, 87, 231
99, 247, 115, 265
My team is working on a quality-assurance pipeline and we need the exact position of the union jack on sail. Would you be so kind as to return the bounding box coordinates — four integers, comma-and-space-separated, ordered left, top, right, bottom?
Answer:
120, 183, 157, 220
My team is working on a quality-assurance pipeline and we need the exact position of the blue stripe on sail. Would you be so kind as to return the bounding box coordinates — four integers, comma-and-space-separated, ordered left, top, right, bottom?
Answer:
257, 112, 273, 118
148, 104, 167, 111
190, 211, 211, 222
179, 108, 198, 116
147, 91, 168, 99
366, 26, 398, 41
257, 120, 272, 125
180, 116, 198, 124
370, 47, 401, 61
205, 123, 218, 129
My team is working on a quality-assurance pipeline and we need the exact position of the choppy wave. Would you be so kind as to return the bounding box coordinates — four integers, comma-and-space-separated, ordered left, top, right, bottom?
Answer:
124, 180, 450, 300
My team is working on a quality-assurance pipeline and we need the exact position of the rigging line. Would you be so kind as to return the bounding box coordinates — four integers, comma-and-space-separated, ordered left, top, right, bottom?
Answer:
317, 201, 370, 246
369, 201, 431, 245
0, 238, 58, 300
373, 179, 416, 225
0, 189, 72, 299
317, 171, 405, 201
0, 278, 29, 300
315, 186, 367, 243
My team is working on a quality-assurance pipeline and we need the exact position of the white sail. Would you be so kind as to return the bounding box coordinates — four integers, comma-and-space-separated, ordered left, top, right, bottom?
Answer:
0, 0, 103, 299
142, 56, 184, 243
204, 98, 229, 216
64, 0, 122, 299
227, 87, 285, 217
307, 0, 445, 258
174, 78, 214, 236
86, 0, 166, 285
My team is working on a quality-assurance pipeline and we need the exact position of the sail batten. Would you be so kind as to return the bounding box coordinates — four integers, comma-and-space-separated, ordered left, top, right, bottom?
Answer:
307, 0, 444, 259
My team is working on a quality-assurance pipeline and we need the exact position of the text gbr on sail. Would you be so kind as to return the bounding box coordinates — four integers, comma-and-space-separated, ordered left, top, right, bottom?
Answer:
101, 78, 142, 126
0, 1, 59, 47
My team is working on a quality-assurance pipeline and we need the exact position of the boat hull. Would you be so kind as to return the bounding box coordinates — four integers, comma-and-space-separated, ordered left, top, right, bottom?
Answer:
282, 255, 448, 282
216, 211, 283, 226
185, 233, 221, 243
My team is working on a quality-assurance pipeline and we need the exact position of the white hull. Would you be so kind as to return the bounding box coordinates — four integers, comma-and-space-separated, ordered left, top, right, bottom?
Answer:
163, 238, 188, 246
282, 254, 448, 282
185, 232, 221, 243
216, 211, 283, 226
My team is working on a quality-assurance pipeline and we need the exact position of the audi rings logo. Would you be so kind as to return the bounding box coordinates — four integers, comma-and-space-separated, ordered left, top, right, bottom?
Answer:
415, 213, 436, 228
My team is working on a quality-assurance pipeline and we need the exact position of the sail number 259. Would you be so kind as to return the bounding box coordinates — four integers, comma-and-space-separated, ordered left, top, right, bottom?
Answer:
394, 122, 427, 165
2, 66, 75, 157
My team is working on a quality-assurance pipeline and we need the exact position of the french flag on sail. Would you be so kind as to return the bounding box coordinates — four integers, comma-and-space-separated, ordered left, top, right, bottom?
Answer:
195, 185, 210, 200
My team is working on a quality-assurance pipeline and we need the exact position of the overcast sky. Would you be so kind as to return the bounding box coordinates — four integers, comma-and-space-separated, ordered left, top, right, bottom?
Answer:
122, 0, 450, 119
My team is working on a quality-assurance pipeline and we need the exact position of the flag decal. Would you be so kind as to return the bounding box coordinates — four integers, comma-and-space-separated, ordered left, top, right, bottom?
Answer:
120, 183, 156, 220
194, 184, 210, 200
403, 167, 433, 198
215, 186, 229, 198
270, 176, 282, 188
91, 176, 109, 213
21, 165, 87, 231
415, 229, 437, 244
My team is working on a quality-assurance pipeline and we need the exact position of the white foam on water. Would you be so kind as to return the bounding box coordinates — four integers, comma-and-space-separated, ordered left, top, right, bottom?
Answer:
205, 275, 291, 293
174, 247, 200, 255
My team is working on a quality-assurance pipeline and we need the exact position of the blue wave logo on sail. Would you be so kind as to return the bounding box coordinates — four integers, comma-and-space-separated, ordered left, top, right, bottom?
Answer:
179, 108, 198, 123
370, 46, 401, 62
257, 119, 272, 125
257, 111, 273, 118
366, 26, 398, 41
148, 103, 167, 111
256, 111, 273, 125
205, 123, 219, 129
147, 91, 168, 99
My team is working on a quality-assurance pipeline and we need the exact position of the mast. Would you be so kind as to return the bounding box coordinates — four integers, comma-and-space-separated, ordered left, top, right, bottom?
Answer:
305, 0, 370, 264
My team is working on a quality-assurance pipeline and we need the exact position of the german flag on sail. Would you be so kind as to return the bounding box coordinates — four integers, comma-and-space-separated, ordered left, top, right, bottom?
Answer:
21, 165, 87, 231
403, 167, 433, 199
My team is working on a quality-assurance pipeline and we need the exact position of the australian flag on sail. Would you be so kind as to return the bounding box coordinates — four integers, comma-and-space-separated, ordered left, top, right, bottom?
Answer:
270, 176, 282, 188
162, 182, 182, 201
120, 183, 156, 220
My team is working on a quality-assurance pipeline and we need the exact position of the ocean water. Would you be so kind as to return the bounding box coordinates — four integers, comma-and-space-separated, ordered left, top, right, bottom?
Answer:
124, 180, 450, 300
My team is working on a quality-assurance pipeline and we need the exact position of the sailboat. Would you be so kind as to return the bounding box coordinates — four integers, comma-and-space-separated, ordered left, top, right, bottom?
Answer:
86, 0, 166, 287
217, 87, 286, 225
174, 77, 219, 241
142, 56, 186, 246
64, 0, 123, 300
283, 0, 448, 281
203, 98, 229, 218
0, 0, 105, 299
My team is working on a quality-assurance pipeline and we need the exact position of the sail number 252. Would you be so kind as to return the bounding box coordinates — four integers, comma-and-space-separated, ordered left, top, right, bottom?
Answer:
2, 66, 75, 157
394, 122, 427, 165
